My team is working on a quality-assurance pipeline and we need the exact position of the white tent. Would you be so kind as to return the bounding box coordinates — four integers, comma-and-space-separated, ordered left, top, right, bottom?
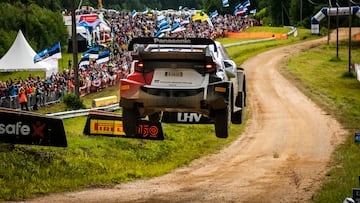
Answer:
0, 30, 57, 77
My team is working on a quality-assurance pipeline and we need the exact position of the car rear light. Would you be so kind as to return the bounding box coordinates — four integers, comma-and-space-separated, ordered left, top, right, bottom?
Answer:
205, 62, 217, 73
135, 61, 144, 72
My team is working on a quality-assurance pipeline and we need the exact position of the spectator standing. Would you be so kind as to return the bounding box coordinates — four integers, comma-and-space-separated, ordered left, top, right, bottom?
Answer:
18, 87, 29, 111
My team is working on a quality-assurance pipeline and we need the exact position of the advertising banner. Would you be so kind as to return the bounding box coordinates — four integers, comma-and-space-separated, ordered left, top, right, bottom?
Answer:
83, 110, 164, 140
0, 107, 67, 147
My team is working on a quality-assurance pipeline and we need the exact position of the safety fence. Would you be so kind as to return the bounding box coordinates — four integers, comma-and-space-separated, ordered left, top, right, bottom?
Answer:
0, 77, 121, 110
0, 87, 66, 110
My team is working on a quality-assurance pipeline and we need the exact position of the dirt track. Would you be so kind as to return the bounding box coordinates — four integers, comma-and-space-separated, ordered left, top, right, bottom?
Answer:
21, 29, 358, 203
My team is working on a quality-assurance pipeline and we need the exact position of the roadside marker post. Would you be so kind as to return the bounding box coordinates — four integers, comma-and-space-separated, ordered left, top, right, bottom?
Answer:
354, 132, 360, 143
353, 188, 360, 203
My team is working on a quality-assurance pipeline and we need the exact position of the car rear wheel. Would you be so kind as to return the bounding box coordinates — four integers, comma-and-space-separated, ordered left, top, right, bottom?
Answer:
214, 104, 231, 138
122, 108, 138, 136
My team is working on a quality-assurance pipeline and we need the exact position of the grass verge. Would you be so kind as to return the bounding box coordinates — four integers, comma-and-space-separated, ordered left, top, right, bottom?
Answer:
0, 117, 247, 201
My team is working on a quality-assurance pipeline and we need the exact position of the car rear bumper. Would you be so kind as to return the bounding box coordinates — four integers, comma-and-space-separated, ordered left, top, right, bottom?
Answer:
120, 79, 231, 115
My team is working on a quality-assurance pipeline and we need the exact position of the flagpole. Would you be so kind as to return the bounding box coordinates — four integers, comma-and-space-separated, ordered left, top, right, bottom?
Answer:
71, 0, 80, 98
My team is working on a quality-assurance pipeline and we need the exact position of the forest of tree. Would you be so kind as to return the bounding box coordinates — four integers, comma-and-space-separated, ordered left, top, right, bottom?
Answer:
0, 0, 359, 57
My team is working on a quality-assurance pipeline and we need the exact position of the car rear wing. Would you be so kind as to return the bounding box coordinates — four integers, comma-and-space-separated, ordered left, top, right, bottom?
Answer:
128, 37, 217, 53
132, 51, 214, 63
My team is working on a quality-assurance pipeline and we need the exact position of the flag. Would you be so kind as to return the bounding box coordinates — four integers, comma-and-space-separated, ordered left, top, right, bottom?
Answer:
48, 42, 61, 59
170, 23, 186, 33
157, 15, 165, 22
222, 0, 229, 7
242, 0, 251, 7
34, 42, 61, 63
170, 22, 180, 32
33, 48, 49, 63
234, 7, 247, 15
96, 50, 110, 64
235, 3, 242, 10
131, 9, 137, 18
209, 10, 218, 19
249, 9, 256, 14
158, 19, 168, 28
234, 0, 251, 16
154, 30, 165, 38
142, 7, 149, 14
234, 5, 248, 16
192, 12, 209, 22
160, 24, 171, 33
83, 46, 99, 59
180, 17, 190, 25
79, 54, 90, 68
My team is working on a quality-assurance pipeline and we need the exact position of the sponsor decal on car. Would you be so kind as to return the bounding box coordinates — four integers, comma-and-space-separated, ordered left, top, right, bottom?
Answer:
162, 112, 214, 124
154, 38, 192, 44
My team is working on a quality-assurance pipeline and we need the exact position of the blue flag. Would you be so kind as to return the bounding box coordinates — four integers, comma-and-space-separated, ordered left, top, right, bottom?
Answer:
79, 54, 90, 68
33, 42, 61, 63
242, 0, 251, 7
155, 30, 165, 38
210, 10, 218, 19
131, 10, 137, 18
33, 48, 49, 63
83, 46, 99, 59
222, 0, 229, 7
48, 42, 61, 58
96, 50, 110, 64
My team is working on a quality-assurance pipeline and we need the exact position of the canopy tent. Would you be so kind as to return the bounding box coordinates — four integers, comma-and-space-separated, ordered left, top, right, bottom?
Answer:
0, 30, 57, 77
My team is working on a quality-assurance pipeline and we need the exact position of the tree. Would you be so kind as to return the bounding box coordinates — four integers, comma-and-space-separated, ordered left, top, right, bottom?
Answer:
0, 2, 68, 57
267, 0, 290, 26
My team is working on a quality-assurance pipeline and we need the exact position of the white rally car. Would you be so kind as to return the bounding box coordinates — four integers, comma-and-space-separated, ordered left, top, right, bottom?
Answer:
119, 38, 246, 138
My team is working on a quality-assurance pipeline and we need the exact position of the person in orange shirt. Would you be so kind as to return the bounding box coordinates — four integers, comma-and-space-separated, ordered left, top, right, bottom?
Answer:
26, 83, 33, 95
18, 86, 29, 111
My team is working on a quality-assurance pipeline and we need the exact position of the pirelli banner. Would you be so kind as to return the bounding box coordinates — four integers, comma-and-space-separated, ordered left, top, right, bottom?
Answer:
0, 107, 67, 147
83, 110, 164, 140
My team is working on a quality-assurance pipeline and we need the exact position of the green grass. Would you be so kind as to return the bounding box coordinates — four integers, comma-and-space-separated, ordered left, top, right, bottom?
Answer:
0, 26, 330, 201
218, 27, 317, 65
283, 41, 360, 202
244, 26, 294, 33
0, 118, 246, 201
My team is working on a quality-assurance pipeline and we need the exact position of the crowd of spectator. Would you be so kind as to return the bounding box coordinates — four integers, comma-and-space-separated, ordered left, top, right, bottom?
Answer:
0, 8, 256, 110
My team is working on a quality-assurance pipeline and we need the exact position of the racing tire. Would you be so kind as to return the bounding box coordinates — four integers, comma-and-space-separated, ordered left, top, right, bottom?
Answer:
122, 108, 138, 136
214, 105, 231, 138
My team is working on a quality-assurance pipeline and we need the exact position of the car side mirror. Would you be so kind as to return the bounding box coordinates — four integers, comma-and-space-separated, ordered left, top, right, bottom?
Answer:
223, 60, 237, 78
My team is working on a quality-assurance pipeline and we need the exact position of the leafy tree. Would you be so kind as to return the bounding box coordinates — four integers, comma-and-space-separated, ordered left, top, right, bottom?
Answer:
1, 0, 360, 59
0, 2, 68, 57
26, 3, 68, 51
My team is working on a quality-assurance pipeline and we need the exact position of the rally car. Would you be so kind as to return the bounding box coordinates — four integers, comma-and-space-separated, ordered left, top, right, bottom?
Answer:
119, 38, 246, 138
